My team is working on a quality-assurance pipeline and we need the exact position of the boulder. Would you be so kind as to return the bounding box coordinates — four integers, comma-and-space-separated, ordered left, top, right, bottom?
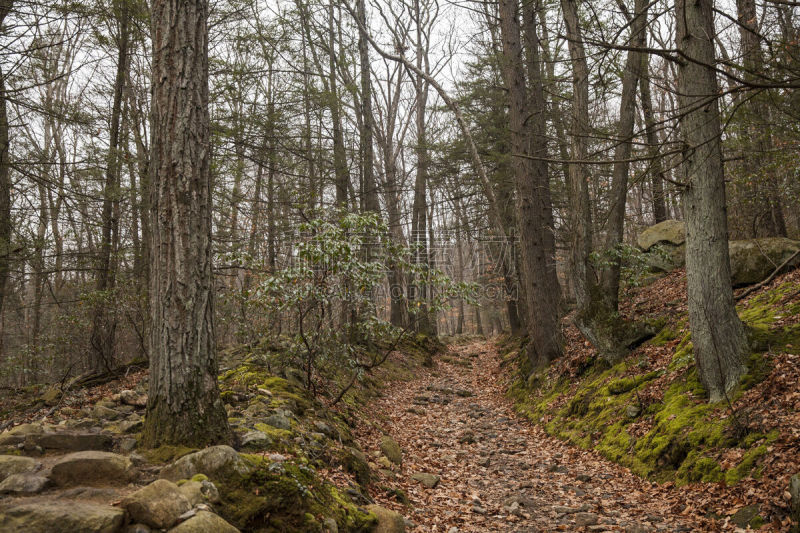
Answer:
119, 389, 148, 407
365, 504, 405, 533
0, 424, 45, 446
159, 445, 251, 482
379, 435, 402, 465
167, 510, 240, 532
122, 479, 192, 529
264, 413, 291, 431
239, 430, 272, 450
0, 501, 125, 533
28, 431, 113, 451
0, 455, 38, 481
790, 474, 800, 522
50, 451, 133, 487
0, 473, 49, 494
92, 404, 123, 420
728, 238, 800, 286
341, 447, 371, 486
178, 479, 220, 506
638, 220, 686, 251
411, 472, 440, 489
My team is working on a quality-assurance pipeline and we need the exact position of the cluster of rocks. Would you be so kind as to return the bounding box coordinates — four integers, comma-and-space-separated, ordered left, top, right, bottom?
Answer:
638, 219, 800, 286
0, 442, 239, 533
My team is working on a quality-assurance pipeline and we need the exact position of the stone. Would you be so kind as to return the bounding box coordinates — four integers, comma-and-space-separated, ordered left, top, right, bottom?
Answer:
122, 479, 192, 529
159, 445, 251, 482
377, 456, 393, 469
380, 435, 402, 465
179, 479, 220, 506
30, 431, 113, 451
341, 447, 371, 486
790, 474, 800, 522
264, 413, 291, 430
0, 501, 124, 533
365, 504, 405, 533
119, 437, 138, 454
0, 473, 49, 494
638, 220, 685, 251
240, 430, 272, 450
92, 404, 123, 420
0, 423, 45, 445
50, 451, 133, 487
0, 455, 38, 481
119, 389, 148, 407
41, 387, 61, 406
410, 472, 440, 489
323, 517, 339, 533
730, 505, 760, 528
626, 404, 641, 418
728, 238, 800, 286
573, 512, 600, 526
313, 420, 335, 438
167, 510, 240, 533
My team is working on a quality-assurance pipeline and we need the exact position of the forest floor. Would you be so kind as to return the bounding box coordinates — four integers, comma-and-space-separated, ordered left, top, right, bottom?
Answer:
355, 340, 704, 533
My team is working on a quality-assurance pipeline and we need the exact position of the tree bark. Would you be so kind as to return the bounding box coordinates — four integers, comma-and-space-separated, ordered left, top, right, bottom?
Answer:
143, 0, 232, 446
499, 0, 562, 367
676, 0, 749, 402
0, 1, 12, 331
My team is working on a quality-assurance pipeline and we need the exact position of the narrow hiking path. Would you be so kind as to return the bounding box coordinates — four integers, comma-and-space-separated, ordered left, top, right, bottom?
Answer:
355, 340, 706, 533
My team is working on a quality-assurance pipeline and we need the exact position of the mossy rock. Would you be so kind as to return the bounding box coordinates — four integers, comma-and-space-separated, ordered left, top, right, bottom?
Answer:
339, 447, 371, 486
216, 457, 375, 532
638, 220, 686, 251
729, 237, 800, 287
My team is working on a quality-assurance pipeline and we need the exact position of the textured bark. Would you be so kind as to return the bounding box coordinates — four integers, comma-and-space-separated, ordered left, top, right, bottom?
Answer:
143, 0, 232, 447
602, 0, 647, 310
639, 52, 669, 223
0, 1, 12, 327
499, 0, 562, 367
329, 0, 349, 207
356, 0, 378, 215
676, 0, 749, 402
90, 0, 129, 372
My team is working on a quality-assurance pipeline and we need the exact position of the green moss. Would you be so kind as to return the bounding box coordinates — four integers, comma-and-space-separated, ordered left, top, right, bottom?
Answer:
725, 445, 768, 485
216, 458, 375, 533
140, 445, 197, 464
650, 325, 677, 346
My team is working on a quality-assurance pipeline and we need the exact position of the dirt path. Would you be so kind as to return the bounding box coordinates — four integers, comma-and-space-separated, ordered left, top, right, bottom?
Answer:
356, 340, 704, 533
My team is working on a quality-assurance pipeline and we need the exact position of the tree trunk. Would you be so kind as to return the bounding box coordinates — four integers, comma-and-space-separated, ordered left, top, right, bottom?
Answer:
676, 0, 749, 402
143, 0, 232, 447
499, 0, 562, 367
90, 0, 129, 372
601, 0, 647, 310
639, 52, 669, 223
0, 1, 12, 331
328, 0, 349, 207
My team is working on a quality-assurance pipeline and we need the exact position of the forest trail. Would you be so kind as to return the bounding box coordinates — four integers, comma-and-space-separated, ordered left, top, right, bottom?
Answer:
356, 340, 701, 533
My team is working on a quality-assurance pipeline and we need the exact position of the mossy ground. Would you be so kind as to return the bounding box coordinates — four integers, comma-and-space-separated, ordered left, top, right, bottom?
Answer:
507, 275, 800, 487
210, 333, 442, 532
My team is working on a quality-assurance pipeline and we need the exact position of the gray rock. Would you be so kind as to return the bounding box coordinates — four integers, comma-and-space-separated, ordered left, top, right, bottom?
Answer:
29, 431, 113, 451
790, 474, 800, 522
0, 455, 38, 481
410, 472, 440, 489
323, 517, 339, 533
0, 473, 49, 494
638, 220, 685, 251
573, 512, 600, 526
92, 404, 123, 420
167, 510, 240, 532
0, 501, 125, 533
730, 504, 760, 528
314, 420, 335, 438
365, 504, 405, 533
380, 435, 403, 465
626, 404, 641, 418
118, 437, 138, 454
119, 389, 148, 407
179, 479, 220, 506
729, 238, 800, 286
240, 430, 272, 450
159, 445, 251, 482
0, 424, 45, 446
264, 413, 291, 430
50, 451, 133, 487
122, 479, 192, 529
